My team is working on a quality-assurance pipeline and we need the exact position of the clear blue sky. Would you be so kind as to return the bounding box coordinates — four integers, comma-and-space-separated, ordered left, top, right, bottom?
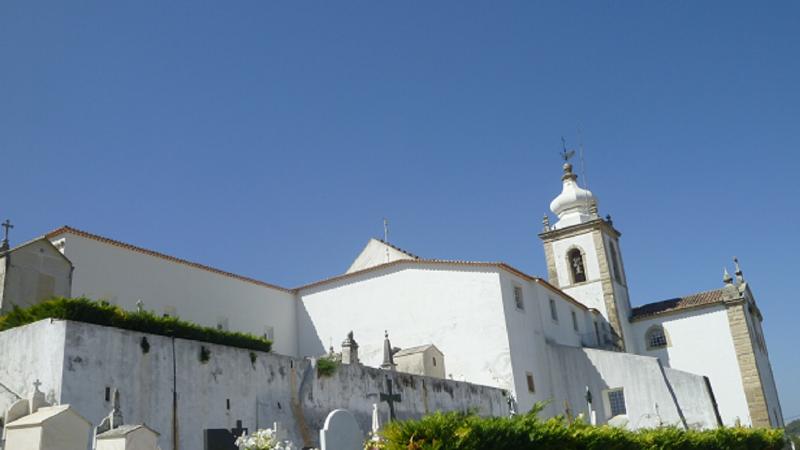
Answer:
2, 1, 799, 421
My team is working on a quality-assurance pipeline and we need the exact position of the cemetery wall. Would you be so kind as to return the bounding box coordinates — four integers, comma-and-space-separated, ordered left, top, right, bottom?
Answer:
0, 320, 66, 419
545, 343, 719, 430
0, 319, 508, 450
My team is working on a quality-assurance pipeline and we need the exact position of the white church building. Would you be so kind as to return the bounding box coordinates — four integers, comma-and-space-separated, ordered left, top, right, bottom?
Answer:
0, 160, 783, 435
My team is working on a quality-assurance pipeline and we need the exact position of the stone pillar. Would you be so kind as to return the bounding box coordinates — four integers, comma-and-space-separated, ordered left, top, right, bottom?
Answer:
341, 331, 359, 365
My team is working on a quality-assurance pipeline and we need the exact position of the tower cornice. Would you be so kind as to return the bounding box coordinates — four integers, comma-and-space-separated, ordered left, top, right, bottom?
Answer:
538, 218, 620, 242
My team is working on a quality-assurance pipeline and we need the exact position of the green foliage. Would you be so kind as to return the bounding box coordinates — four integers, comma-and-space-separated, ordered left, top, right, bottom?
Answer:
316, 356, 339, 377
0, 297, 272, 353
377, 409, 786, 450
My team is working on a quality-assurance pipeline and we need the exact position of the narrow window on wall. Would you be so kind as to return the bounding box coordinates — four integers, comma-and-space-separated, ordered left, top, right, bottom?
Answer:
549, 299, 558, 322
513, 286, 524, 310
571, 311, 579, 332
567, 248, 587, 283
645, 325, 668, 349
526, 372, 535, 393
594, 321, 601, 344
609, 242, 623, 284
606, 388, 626, 417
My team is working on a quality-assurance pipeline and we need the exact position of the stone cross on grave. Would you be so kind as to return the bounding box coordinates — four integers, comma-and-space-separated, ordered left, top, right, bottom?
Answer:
32, 379, 42, 391
379, 376, 401, 422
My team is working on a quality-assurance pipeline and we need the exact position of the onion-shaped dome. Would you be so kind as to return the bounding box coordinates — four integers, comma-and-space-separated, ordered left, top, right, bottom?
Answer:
549, 163, 597, 227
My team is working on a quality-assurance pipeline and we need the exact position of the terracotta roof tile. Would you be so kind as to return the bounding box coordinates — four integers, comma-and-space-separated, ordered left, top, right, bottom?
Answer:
631, 288, 731, 320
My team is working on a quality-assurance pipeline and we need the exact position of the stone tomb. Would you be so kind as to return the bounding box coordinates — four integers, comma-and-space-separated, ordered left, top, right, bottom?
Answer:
96, 424, 160, 450
319, 409, 364, 450
3, 404, 92, 450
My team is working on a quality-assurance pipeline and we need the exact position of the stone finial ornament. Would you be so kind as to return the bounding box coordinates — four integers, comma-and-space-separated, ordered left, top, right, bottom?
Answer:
723, 268, 733, 285
542, 215, 550, 232
341, 330, 359, 365
734, 257, 745, 284
381, 331, 400, 370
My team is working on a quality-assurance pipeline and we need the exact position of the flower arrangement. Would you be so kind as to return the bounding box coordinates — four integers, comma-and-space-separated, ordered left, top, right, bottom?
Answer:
235, 429, 295, 450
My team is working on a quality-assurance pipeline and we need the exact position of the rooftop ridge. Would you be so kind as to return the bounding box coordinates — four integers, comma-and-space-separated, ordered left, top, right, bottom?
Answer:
46, 226, 292, 293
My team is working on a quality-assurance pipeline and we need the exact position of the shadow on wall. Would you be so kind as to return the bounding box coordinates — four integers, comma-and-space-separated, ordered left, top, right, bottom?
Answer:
546, 344, 610, 424
296, 299, 326, 357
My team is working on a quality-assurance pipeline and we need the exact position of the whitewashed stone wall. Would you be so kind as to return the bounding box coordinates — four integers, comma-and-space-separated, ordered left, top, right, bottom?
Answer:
546, 344, 719, 430
0, 319, 508, 450
631, 306, 750, 426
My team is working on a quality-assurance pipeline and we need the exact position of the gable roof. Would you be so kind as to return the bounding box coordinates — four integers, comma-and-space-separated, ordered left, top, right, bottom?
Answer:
46, 226, 291, 293
297, 257, 594, 312
631, 287, 733, 321
6, 405, 92, 428
395, 344, 441, 357
0, 237, 74, 266
96, 424, 160, 439
42, 226, 592, 312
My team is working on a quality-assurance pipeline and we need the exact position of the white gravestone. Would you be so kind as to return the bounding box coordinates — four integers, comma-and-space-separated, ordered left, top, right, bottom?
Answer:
319, 409, 363, 450
96, 424, 161, 450
4, 404, 92, 450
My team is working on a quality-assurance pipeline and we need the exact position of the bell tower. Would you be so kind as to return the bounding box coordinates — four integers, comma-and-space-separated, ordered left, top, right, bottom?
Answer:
538, 160, 632, 350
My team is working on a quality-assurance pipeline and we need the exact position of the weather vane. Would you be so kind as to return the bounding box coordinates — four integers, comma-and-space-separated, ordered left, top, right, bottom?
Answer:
560, 137, 575, 162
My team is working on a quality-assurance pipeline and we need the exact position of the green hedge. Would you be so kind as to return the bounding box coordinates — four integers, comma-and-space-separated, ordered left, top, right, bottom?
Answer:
0, 297, 271, 353
376, 410, 785, 450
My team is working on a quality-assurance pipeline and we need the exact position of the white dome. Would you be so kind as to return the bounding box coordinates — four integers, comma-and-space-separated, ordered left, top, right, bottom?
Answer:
549, 163, 597, 228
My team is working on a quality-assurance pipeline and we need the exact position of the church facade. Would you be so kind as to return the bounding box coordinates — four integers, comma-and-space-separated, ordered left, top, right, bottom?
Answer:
0, 161, 783, 433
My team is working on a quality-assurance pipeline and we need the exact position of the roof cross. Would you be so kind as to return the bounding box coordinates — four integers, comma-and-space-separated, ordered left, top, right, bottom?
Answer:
1, 219, 13, 251
33, 379, 42, 391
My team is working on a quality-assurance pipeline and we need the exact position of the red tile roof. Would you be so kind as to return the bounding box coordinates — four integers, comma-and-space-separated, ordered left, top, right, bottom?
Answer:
631, 288, 731, 320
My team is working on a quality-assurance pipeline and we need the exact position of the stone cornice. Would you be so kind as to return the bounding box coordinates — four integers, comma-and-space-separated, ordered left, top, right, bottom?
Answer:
538, 218, 621, 242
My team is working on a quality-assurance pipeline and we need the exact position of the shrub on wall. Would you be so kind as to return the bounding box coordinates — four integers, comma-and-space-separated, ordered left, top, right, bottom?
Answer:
0, 297, 272, 353
375, 410, 785, 450
316, 356, 339, 377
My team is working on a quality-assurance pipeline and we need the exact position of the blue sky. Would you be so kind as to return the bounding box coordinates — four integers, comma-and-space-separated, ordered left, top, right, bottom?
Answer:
2, 1, 799, 421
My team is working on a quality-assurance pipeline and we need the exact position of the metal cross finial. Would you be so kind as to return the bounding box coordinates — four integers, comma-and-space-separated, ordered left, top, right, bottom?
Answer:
33, 379, 42, 391
560, 137, 575, 162
1, 219, 13, 250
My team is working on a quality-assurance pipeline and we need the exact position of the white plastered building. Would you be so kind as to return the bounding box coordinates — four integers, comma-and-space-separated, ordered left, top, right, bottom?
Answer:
0, 161, 783, 430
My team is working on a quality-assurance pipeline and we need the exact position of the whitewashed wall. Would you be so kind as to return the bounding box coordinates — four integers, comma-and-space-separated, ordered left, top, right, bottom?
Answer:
0, 319, 507, 450
0, 240, 72, 314
0, 320, 66, 418
299, 264, 512, 390
631, 306, 750, 426
663, 368, 719, 429
546, 344, 717, 429
50, 232, 298, 356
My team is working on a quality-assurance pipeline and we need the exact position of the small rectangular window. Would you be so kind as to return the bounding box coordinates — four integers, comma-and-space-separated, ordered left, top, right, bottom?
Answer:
549, 299, 558, 322
513, 286, 524, 310
526, 372, 535, 393
607, 388, 626, 417
571, 311, 579, 332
